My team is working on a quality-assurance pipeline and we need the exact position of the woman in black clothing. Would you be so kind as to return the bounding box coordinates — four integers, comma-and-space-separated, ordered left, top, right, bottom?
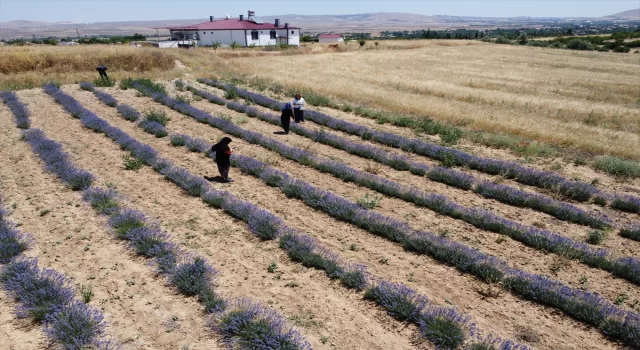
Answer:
280, 102, 293, 134
211, 137, 233, 182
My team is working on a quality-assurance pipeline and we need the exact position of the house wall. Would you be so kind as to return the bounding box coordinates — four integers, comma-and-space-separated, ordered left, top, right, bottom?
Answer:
170, 27, 301, 47
195, 30, 247, 46
319, 37, 344, 43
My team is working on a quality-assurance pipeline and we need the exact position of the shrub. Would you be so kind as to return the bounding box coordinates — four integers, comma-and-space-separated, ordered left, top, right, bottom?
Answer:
357, 193, 381, 209
144, 110, 170, 126
199, 287, 226, 313
427, 167, 474, 191
418, 307, 472, 350
586, 230, 607, 245
170, 257, 217, 296
185, 137, 211, 153
594, 156, 640, 179
495, 36, 511, 44
340, 264, 367, 291
45, 301, 106, 349
107, 209, 146, 238
0, 91, 31, 129
139, 119, 168, 138
93, 91, 117, 107
123, 154, 145, 171
364, 281, 429, 322
465, 334, 532, 350
566, 39, 594, 51
116, 104, 140, 121
170, 134, 188, 146
212, 298, 312, 350
620, 224, 640, 241
1, 259, 74, 321
611, 195, 640, 213
175, 94, 190, 104
174, 79, 185, 91
0, 222, 31, 263
93, 77, 115, 87
82, 187, 120, 215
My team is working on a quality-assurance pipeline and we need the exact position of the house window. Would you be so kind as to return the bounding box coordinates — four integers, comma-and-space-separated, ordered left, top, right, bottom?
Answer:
291, 30, 294, 34
211, 32, 213, 34
251, 30, 259, 40
270, 30, 276, 39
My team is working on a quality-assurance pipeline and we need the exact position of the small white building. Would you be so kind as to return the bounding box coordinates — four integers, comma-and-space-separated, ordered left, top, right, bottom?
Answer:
318, 34, 344, 43
162, 11, 300, 47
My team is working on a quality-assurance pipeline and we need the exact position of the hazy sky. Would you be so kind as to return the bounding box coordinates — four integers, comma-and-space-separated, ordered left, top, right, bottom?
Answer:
0, 0, 638, 22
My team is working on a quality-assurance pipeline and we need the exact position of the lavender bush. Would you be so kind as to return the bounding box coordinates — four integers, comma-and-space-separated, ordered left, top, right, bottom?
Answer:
170, 256, 218, 296
82, 187, 121, 215
212, 298, 312, 350
0, 212, 32, 263
116, 104, 140, 121
364, 281, 430, 322
185, 136, 211, 153
1, 258, 75, 321
45, 301, 107, 349
108, 208, 147, 238
418, 306, 475, 350
170, 134, 188, 146
620, 224, 640, 241
201, 79, 640, 212
611, 194, 640, 213
0, 90, 31, 129
22, 129, 94, 190
139, 119, 168, 138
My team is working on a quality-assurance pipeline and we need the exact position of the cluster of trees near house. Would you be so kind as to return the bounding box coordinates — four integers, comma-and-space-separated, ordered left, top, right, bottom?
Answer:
2, 33, 147, 46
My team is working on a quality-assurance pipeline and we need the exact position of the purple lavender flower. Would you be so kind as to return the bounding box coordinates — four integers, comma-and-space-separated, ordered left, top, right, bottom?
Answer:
82, 187, 121, 215
116, 104, 140, 121
611, 194, 640, 214
418, 306, 475, 350
0, 218, 32, 263
212, 298, 312, 350
185, 136, 211, 153
364, 280, 430, 322
139, 119, 168, 138
620, 223, 640, 241
0, 90, 31, 129
107, 208, 147, 238
44, 301, 107, 349
170, 256, 218, 296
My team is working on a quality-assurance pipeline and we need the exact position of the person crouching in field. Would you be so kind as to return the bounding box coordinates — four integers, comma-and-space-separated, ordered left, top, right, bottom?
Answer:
292, 93, 305, 123
211, 137, 234, 182
280, 102, 294, 134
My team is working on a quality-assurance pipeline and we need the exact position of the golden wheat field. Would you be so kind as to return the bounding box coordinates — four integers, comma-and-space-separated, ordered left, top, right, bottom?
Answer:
0, 41, 639, 350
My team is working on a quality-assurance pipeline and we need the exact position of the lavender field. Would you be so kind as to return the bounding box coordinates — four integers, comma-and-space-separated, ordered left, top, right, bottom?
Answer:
0, 78, 638, 350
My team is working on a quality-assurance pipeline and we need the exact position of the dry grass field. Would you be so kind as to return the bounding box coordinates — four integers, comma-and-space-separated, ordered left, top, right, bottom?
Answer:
0, 41, 639, 350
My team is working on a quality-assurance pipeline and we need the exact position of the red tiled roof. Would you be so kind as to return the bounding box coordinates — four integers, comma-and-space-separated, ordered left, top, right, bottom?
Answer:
165, 19, 299, 30
318, 34, 343, 38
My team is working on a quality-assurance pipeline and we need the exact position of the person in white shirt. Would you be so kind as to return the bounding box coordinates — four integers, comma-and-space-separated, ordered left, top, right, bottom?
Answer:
292, 93, 305, 123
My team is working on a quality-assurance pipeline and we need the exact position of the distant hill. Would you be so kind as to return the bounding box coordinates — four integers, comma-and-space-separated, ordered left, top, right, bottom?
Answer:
1, 10, 639, 39
604, 9, 640, 19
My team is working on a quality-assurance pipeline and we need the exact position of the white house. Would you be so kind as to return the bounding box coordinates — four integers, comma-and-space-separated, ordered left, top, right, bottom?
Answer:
318, 34, 344, 43
163, 11, 300, 47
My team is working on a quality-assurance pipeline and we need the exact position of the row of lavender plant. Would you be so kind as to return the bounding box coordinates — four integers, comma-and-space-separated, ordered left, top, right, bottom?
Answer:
64, 85, 531, 350
200, 79, 640, 214
0, 90, 31, 129
188, 85, 612, 231
80, 82, 168, 138
40, 84, 312, 349
128, 83, 640, 347
1, 197, 114, 349
139, 83, 640, 287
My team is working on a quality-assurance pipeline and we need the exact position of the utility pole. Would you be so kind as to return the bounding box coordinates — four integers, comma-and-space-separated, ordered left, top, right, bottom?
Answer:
156, 28, 160, 42
75, 28, 81, 41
